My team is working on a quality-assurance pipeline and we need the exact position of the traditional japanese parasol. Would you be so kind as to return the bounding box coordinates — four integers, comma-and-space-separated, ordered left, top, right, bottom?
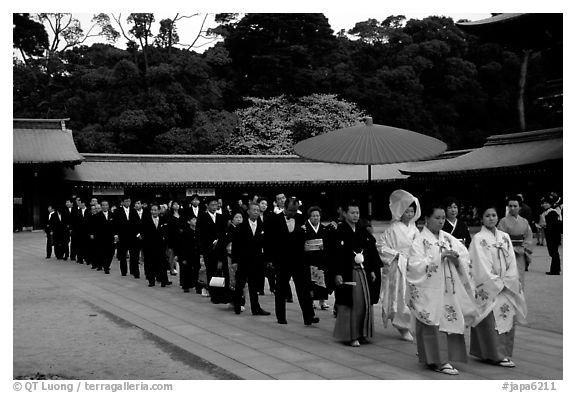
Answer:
293, 117, 447, 217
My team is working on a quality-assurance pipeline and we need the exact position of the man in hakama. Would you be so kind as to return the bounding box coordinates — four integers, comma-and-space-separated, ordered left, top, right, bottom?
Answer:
333, 201, 382, 347
469, 206, 527, 368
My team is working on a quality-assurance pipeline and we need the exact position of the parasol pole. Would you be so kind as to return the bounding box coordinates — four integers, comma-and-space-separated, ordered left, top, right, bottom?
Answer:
367, 164, 373, 219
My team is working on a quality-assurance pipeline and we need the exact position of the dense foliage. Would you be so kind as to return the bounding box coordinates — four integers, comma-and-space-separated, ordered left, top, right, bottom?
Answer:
13, 13, 561, 154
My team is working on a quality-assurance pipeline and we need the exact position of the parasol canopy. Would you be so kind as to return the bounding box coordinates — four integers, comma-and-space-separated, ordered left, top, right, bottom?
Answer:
293, 117, 447, 218
293, 117, 447, 165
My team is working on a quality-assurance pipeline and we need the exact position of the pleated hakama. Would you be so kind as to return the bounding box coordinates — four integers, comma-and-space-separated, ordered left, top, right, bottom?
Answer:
415, 320, 468, 365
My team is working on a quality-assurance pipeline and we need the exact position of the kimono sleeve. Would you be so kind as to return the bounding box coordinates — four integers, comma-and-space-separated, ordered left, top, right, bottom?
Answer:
378, 229, 400, 266
468, 234, 505, 311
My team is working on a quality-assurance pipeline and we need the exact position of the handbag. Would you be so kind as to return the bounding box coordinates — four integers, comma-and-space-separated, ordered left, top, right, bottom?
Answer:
209, 276, 225, 288
209, 269, 230, 304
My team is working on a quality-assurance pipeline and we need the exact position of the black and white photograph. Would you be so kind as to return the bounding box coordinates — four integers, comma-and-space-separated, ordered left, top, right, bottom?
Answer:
10, 1, 566, 388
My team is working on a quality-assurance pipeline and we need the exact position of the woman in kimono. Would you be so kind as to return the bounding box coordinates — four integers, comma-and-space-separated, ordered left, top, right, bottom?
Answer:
378, 189, 421, 342
469, 205, 527, 367
497, 195, 533, 285
333, 200, 382, 347
302, 206, 334, 310
406, 203, 478, 375
442, 197, 472, 248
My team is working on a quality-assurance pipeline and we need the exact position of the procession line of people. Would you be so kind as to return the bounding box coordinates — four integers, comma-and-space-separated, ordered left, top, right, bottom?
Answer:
42, 189, 561, 376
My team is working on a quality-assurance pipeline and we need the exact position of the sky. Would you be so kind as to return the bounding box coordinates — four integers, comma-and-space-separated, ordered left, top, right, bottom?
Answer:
40, 11, 491, 53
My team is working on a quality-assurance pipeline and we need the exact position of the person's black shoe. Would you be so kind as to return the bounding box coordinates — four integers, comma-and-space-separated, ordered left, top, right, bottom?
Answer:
104, 269, 110, 274
234, 305, 242, 315
71, 257, 76, 261
96, 267, 103, 271
63, 257, 68, 261
183, 288, 190, 293
161, 281, 173, 287
546, 272, 560, 275
121, 273, 127, 276
253, 309, 271, 316
286, 298, 294, 303
134, 275, 140, 279
45, 256, 51, 259
304, 317, 320, 325
148, 283, 155, 287
277, 319, 288, 324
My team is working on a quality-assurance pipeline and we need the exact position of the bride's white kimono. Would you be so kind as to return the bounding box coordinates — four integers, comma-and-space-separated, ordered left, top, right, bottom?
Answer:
406, 227, 478, 334
468, 227, 527, 333
379, 220, 419, 330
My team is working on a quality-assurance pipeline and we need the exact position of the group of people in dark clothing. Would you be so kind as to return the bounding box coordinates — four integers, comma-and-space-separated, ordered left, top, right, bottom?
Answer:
44, 192, 383, 330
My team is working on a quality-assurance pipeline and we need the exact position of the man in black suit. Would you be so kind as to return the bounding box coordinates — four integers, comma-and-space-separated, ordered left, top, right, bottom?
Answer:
45, 205, 64, 259
61, 198, 76, 260
197, 195, 227, 296
129, 198, 146, 279
231, 202, 271, 316
188, 194, 202, 219
268, 197, 317, 325
72, 197, 90, 265
90, 200, 117, 274
141, 203, 171, 287
115, 195, 137, 277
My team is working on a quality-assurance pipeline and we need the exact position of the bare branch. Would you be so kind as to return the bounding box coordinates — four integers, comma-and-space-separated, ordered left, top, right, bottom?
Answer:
111, 13, 132, 42
187, 13, 209, 50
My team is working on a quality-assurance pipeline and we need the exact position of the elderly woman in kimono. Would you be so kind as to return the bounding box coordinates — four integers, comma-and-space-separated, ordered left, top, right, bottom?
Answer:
378, 189, 421, 342
406, 203, 478, 375
497, 195, 533, 286
469, 205, 527, 368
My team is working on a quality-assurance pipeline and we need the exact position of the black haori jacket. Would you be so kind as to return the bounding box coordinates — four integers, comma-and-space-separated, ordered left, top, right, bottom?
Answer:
332, 222, 382, 306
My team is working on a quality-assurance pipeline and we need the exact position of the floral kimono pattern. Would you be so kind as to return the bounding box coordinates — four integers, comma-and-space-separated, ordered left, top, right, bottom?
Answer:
378, 220, 419, 329
406, 227, 479, 334
468, 227, 527, 333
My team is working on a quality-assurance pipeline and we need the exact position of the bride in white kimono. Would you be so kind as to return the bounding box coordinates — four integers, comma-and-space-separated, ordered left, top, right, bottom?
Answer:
469, 206, 527, 368
406, 203, 479, 375
378, 189, 421, 341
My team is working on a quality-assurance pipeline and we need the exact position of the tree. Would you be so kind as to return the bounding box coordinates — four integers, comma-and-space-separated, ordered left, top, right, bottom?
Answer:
223, 13, 339, 97
13, 13, 49, 62
216, 94, 366, 155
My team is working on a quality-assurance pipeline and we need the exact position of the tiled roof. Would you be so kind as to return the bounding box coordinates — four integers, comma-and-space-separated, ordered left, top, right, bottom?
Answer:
13, 119, 84, 164
401, 128, 562, 176
62, 154, 412, 186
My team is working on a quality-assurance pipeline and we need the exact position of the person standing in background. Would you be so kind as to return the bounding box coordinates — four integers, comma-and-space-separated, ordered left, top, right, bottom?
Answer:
541, 197, 562, 275
498, 195, 533, 282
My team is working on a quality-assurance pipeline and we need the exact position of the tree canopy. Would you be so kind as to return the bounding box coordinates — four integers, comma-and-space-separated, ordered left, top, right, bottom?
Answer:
13, 13, 561, 154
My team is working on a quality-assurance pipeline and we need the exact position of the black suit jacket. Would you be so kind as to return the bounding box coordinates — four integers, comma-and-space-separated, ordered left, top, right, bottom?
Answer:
232, 218, 266, 271
72, 207, 90, 236
267, 212, 306, 268
196, 211, 227, 255
46, 212, 63, 235
131, 209, 147, 240
115, 207, 137, 239
91, 211, 116, 246
141, 215, 168, 254
61, 207, 76, 232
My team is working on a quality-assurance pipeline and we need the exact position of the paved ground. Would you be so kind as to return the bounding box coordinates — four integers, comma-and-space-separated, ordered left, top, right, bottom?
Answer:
13, 231, 562, 380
